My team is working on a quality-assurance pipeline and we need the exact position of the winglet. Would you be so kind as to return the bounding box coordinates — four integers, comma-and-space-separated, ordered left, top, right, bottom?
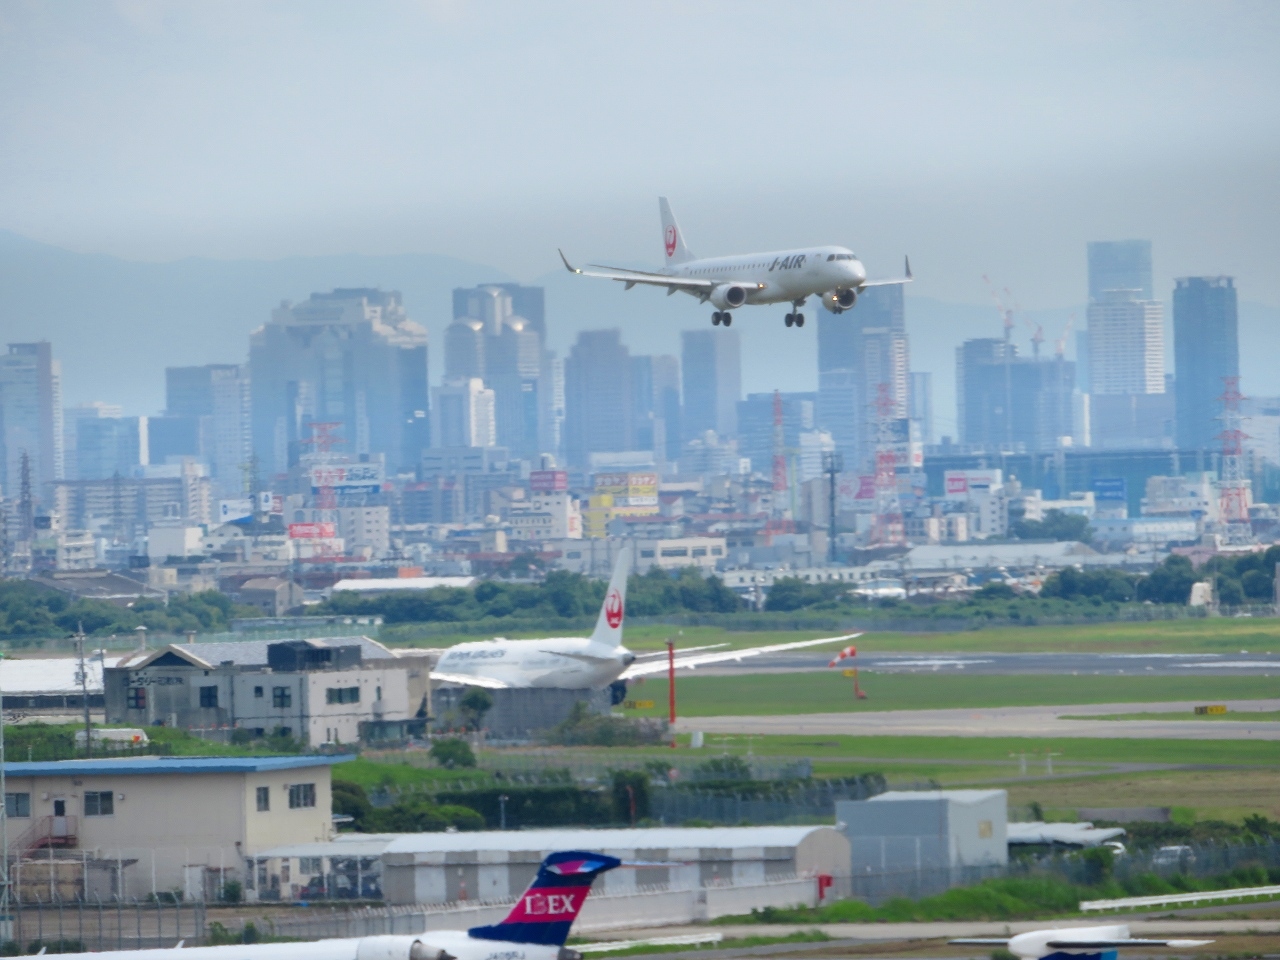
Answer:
905, 255, 913, 280
559, 249, 582, 275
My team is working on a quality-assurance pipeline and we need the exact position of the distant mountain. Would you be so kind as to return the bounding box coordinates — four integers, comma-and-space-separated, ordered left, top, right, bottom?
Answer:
2, 233, 1276, 428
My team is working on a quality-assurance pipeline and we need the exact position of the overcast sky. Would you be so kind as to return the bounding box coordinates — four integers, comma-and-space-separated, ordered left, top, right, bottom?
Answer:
1, 0, 1278, 307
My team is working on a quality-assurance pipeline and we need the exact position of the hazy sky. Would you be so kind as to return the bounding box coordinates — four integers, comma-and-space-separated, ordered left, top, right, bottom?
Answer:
2, 0, 1278, 307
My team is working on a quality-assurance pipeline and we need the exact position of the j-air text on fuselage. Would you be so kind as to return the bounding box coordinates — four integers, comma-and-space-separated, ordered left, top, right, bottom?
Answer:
559, 196, 912, 329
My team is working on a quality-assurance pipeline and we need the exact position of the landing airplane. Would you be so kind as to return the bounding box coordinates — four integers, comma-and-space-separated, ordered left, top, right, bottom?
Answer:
46, 851, 620, 960
952, 924, 1213, 960
559, 197, 911, 329
430, 552, 860, 698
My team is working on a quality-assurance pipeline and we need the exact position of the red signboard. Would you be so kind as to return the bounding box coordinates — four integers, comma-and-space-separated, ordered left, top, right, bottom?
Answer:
530, 470, 568, 493
289, 522, 337, 539
946, 475, 969, 495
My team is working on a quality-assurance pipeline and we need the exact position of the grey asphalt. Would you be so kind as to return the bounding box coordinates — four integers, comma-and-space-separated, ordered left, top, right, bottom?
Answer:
691, 650, 1280, 677
672, 698, 1280, 739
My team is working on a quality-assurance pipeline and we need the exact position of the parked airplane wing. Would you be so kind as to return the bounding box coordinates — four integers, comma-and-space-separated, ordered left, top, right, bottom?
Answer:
1045, 941, 1214, 950
559, 250, 717, 292
429, 671, 511, 689
860, 255, 914, 287
618, 633, 861, 679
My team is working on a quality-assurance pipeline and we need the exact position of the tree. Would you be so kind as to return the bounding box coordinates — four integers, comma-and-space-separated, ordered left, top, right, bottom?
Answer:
1011, 509, 1093, 543
1136, 555, 1198, 604
610, 770, 651, 824
430, 737, 476, 769
332, 779, 373, 829
460, 688, 494, 731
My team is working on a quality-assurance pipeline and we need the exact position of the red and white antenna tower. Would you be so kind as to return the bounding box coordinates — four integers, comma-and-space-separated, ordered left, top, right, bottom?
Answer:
1216, 377, 1252, 542
869, 383, 904, 546
301, 421, 344, 560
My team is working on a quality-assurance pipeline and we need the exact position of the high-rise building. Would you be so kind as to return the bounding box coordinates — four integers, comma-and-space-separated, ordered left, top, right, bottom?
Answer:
1174, 276, 1239, 453
681, 330, 741, 440
816, 286, 909, 470
957, 340, 1076, 452
630, 354, 681, 465
0, 342, 64, 502
249, 289, 429, 476
448, 285, 545, 456
63, 402, 122, 483
909, 372, 933, 445
1088, 240, 1153, 301
431, 378, 496, 449
76, 416, 148, 480
564, 330, 635, 469
1087, 290, 1165, 396
736, 392, 816, 477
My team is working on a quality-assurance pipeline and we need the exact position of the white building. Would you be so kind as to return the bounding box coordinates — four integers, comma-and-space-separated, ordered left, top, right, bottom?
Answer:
337, 505, 391, 558
1087, 290, 1165, 396
507, 492, 582, 541
432, 377, 496, 449
797, 429, 836, 484
633, 536, 726, 573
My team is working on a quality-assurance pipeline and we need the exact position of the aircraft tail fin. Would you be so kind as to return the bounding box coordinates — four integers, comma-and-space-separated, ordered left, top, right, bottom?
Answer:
468, 851, 621, 947
589, 550, 631, 648
659, 197, 695, 266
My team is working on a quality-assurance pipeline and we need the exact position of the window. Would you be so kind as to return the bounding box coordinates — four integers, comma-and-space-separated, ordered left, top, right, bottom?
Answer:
272, 686, 292, 708
325, 687, 360, 705
126, 688, 146, 710
256, 786, 270, 812
288, 783, 316, 809
978, 820, 994, 839
692, 547, 707, 557
85, 791, 114, 816
660, 547, 688, 557
298, 857, 323, 874
640, 550, 655, 558
376, 686, 382, 701
254, 686, 264, 698
711, 547, 723, 556
199, 686, 219, 708
5, 792, 30, 818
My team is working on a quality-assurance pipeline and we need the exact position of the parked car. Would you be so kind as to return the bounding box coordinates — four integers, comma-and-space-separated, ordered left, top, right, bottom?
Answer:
1152, 844, 1195, 867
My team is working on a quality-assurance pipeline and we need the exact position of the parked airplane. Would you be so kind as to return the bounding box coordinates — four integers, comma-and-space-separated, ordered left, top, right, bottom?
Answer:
951, 924, 1213, 960
48, 851, 619, 960
430, 552, 860, 698
559, 197, 911, 328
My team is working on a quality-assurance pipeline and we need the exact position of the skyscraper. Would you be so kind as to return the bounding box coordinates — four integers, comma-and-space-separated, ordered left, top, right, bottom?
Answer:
1174, 276, 1239, 452
448, 285, 545, 456
249, 289, 429, 475
76, 416, 148, 480
630, 354, 681, 465
1088, 240, 1153, 301
431, 378, 496, 449
736, 392, 816, 477
1087, 290, 1165, 396
62, 401, 121, 486
564, 330, 635, 469
957, 340, 1075, 452
681, 330, 741, 440
165, 364, 250, 494
0, 342, 63, 502
816, 286, 908, 470
909, 372, 933, 445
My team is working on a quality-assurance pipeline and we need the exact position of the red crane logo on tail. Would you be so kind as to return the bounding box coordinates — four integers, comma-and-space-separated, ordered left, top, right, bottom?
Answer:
664, 225, 677, 258
605, 588, 624, 629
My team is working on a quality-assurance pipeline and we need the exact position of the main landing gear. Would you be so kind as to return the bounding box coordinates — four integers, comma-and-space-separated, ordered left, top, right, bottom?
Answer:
784, 299, 806, 328
712, 311, 733, 326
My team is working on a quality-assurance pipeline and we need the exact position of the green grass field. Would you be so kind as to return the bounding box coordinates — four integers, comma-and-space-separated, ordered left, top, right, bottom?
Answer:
618, 671, 1278, 717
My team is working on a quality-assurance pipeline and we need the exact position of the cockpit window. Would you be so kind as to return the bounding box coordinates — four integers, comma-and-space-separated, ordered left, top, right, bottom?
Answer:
830, 253, 856, 261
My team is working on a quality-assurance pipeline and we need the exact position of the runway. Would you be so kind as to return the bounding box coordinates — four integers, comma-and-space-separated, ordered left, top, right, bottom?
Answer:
692, 649, 1280, 677
671, 698, 1280, 740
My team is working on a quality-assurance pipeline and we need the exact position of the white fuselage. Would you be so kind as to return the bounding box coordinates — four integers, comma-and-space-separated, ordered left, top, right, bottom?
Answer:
436, 636, 633, 689
669, 245, 866, 305
44, 934, 560, 960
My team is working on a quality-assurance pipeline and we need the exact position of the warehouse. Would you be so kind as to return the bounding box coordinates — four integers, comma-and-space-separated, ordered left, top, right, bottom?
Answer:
256, 825, 849, 905
837, 789, 1007, 877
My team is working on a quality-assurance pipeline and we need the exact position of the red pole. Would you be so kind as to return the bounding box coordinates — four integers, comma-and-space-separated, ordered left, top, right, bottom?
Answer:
666, 638, 677, 747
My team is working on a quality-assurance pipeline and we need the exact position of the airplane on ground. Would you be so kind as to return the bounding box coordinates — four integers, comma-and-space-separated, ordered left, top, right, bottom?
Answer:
559, 197, 911, 329
48, 851, 619, 960
951, 924, 1213, 960
429, 552, 860, 699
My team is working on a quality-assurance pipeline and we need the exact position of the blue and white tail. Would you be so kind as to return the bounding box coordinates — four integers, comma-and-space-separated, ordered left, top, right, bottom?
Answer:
659, 197, 695, 266
589, 550, 630, 648
468, 851, 621, 947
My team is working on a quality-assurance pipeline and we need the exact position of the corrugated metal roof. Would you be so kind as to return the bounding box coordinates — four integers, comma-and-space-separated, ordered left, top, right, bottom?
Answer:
2, 755, 353, 777
331, 577, 477, 592
114, 636, 395, 670
382, 825, 835, 854
0, 656, 105, 694
257, 835, 401, 858
869, 789, 1006, 804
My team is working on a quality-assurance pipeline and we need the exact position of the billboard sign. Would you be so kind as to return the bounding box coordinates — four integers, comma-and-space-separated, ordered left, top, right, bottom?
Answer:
944, 469, 1004, 500
530, 470, 569, 493
289, 522, 337, 539
1092, 477, 1128, 503
219, 499, 253, 524
309, 463, 383, 493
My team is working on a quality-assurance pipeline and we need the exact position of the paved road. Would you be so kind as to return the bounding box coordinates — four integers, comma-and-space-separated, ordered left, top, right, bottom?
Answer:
672, 698, 1280, 739
693, 650, 1280, 677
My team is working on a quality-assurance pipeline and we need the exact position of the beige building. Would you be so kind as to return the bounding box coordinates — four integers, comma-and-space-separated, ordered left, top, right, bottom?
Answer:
2, 755, 347, 901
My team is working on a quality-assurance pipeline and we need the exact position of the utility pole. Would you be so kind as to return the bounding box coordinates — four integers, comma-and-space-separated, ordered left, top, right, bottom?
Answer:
76, 623, 93, 757
823, 452, 843, 563
1, 659, 9, 934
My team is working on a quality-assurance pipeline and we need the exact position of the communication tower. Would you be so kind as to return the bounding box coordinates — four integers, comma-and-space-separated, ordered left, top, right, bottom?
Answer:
300, 421, 345, 561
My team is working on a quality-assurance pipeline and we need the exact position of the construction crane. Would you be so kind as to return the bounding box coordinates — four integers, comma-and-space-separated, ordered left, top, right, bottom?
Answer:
1054, 314, 1075, 358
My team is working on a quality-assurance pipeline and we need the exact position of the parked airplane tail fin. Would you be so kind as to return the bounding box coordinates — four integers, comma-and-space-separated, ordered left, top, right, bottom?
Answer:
468, 851, 621, 947
589, 551, 631, 648
659, 197, 695, 265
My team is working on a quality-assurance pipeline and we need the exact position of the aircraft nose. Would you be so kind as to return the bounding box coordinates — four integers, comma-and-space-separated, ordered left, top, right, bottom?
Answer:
850, 260, 867, 283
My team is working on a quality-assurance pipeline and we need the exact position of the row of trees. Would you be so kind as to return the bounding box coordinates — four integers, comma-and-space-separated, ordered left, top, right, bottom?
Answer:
322, 566, 743, 624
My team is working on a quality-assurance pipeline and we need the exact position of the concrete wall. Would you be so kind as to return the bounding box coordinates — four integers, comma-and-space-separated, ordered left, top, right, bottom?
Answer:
429, 686, 613, 738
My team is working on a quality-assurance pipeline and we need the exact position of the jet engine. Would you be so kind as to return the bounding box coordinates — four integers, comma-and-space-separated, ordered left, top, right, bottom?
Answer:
356, 937, 453, 960
710, 283, 748, 310
821, 288, 857, 313
609, 679, 628, 705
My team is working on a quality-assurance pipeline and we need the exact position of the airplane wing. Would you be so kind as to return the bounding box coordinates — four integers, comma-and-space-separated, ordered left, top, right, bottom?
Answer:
1045, 941, 1214, 950
632, 643, 728, 659
560, 250, 720, 295
861, 255, 914, 287
429, 671, 511, 689
541, 649, 620, 664
619, 633, 861, 679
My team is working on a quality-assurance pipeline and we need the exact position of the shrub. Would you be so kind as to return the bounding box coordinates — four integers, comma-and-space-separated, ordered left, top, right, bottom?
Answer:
430, 737, 476, 769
